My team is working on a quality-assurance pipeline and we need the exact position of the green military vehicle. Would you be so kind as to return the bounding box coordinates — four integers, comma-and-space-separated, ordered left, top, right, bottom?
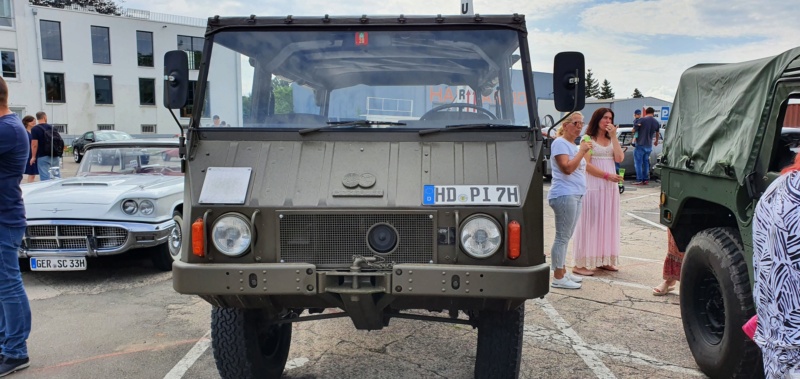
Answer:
160, 13, 586, 378
659, 46, 800, 378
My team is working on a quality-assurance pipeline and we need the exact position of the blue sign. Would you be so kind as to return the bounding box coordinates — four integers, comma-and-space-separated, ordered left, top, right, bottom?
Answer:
423, 185, 435, 205
661, 106, 670, 121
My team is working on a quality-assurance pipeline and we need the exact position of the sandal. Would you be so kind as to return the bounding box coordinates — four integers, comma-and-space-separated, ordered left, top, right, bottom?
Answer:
652, 285, 676, 296
599, 265, 619, 272
572, 267, 595, 276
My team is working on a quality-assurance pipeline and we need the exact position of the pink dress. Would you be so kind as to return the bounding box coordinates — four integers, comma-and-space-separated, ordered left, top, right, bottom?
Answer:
572, 140, 620, 268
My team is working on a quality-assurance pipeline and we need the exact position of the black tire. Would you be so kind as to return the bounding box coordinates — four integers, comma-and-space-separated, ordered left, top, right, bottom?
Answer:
211, 307, 292, 379
680, 227, 763, 379
73, 147, 82, 163
18, 258, 30, 272
151, 211, 182, 271
475, 305, 524, 379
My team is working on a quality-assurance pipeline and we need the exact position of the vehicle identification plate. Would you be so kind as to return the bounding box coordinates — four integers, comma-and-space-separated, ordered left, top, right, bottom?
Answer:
422, 185, 520, 206
30, 257, 87, 271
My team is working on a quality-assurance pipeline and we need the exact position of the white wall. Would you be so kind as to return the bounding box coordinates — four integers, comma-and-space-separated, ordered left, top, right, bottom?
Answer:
1, 0, 240, 137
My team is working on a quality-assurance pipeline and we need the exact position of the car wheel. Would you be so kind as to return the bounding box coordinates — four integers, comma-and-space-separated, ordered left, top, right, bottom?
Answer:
73, 148, 82, 163
211, 307, 292, 379
151, 210, 182, 271
475, 305, 524, 379
680, 227, 763, 378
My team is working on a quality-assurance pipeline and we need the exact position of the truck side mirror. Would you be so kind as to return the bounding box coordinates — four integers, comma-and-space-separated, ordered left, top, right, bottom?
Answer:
552, 52, 585, 112
163, 50, 189, 109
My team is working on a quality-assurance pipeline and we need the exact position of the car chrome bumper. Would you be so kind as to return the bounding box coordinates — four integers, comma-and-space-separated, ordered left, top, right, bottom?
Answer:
18, 219, 175, 258
172, 261, 550, 300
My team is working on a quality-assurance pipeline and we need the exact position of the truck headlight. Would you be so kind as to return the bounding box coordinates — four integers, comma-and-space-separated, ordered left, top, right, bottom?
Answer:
139, 200, 155, 215
211, 213, 252, 257
122, 200, 138, 215
460, 215, 502, 259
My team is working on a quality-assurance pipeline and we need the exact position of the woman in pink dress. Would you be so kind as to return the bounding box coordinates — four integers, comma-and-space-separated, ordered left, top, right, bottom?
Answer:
572, 108, 624, 276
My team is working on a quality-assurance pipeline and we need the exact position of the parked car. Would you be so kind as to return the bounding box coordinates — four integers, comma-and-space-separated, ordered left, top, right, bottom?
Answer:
71, 130, 133, 163
20, 139, 184, 271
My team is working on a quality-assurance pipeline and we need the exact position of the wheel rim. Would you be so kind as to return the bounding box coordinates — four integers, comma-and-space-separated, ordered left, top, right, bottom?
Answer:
693, 269, 725, 345
74, 149, 80, 162
168, 215, 182, 260
258, 325, 282, 360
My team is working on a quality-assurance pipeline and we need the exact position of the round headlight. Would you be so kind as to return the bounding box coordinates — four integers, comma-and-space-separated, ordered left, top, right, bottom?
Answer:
139, 200, 155, 215
460, 215, 502, 259
211, 214, 252, 257
122, 200, 138, 215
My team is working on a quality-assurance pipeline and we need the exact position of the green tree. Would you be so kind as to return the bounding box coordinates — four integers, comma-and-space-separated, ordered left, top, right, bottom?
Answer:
632, 88, 643, 98
585, 69, 600, 98
29, 0, 122, 15
272, 78, 294, 114
598, 79, 615, 99
242, 94, 252, 121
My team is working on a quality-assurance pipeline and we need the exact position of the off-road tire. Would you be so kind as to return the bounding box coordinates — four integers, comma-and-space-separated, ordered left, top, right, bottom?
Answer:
680, 227, 763, 378
151, 211, 182, 271
475, 305, 524, 379
211, 307, 292, 379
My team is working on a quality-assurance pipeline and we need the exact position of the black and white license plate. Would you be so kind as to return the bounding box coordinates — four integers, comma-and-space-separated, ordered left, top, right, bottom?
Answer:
422, 185, 520, 206
30, 257, 87, 271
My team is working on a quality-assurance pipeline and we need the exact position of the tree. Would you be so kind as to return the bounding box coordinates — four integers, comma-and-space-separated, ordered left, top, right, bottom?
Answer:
242, 95, 252, 121
585, 69, 600, 98
29, 0, 122, 15
598, 79, 615, 99
632, 88, 643, 98
271, 78, 294, 115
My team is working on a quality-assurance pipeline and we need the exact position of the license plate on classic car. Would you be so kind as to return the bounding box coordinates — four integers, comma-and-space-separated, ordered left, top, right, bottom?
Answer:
423, 185, 520, 205
30, 257, 87, 271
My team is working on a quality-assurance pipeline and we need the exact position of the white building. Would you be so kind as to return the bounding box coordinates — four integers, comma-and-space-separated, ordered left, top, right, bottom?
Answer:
0, 0, 240, 140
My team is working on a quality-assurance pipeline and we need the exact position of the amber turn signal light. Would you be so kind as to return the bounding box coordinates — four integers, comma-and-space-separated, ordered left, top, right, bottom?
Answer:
191, 218, 205, 257
508, 221, 521, 260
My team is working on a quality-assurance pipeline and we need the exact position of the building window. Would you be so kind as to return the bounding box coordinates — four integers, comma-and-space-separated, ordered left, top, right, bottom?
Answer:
90, 26, 111, 64
139, 78, 155, 105
136, 31, 153, 67
181, 80, 210, 118
94, 75, 113, 105
1, 50, 15, 78
97, 124, 114, 131
177, 35, 203, 70
141, 124, 156, 134
40, 20, 63, 60
0, 0, 12, 28
52, 124, 68, 134
44, 73, 65, 103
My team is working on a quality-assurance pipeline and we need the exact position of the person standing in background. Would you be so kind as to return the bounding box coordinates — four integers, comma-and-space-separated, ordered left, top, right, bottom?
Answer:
632, 107, 660, 185
0, 77, 33, 377
29, 111, 62, 181
21, 115, 38, 183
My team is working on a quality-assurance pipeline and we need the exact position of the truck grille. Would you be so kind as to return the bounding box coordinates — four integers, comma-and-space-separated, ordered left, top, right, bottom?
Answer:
279, 213, 434, 267
25, 225, 128, 251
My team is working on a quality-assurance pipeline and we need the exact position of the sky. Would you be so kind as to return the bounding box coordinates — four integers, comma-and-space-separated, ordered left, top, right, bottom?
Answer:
120, 0, 799, 102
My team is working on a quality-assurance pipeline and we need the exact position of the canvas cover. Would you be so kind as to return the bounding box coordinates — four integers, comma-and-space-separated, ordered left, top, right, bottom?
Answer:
662, 46, 800, 184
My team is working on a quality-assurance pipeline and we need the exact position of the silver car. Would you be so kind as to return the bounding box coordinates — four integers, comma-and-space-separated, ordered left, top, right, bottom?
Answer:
20, 140, 184, 271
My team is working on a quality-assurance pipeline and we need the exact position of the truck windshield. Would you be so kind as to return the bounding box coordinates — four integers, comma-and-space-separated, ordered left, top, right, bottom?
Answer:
197, 28, 532, 130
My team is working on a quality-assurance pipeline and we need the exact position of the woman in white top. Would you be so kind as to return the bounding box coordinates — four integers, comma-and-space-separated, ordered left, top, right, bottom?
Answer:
548, 112, 592, 289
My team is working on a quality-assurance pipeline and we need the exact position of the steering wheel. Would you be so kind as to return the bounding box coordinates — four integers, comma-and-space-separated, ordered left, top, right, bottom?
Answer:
419, 103, 497, 121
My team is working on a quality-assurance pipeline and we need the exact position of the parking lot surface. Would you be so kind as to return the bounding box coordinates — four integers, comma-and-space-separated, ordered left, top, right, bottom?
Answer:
15, 163, 701, 378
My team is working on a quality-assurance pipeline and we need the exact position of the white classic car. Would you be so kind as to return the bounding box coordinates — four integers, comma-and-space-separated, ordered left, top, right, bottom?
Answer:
20, 139, 184, 271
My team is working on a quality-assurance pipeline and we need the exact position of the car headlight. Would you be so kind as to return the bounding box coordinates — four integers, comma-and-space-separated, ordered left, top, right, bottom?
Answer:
122, 200, 138, 215
139, 200, 155, 215
211, 213, 252, 257
460, 215, 502, 259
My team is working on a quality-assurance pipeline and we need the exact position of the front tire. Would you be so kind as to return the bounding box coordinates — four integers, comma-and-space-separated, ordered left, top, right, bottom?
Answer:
475, 305, 524, 379
73, 147, 82, 163
211, 307, 292, 379
151, 211, 182, 271
680, 227, 763, 378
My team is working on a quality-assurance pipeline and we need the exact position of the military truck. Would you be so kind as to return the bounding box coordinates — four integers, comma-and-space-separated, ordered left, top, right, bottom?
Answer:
659, 46, 800, 378
160, 14, 585, 378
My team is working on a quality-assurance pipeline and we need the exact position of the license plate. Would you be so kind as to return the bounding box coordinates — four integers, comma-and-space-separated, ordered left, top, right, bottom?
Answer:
422, 185, 520, 206
30, 257, 87, 271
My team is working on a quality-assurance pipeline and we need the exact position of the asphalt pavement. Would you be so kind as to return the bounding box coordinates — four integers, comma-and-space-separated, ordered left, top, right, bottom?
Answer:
14, 162, 700, 379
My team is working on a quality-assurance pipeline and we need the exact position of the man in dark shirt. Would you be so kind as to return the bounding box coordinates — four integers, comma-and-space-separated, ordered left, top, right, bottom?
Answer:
29, 111, 60, 181
632, 107, 661, 185
0, 77, 32, 376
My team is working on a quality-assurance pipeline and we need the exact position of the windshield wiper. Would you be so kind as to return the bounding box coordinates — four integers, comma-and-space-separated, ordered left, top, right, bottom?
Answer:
418, 123, 522, 136
299, 120, 407, 135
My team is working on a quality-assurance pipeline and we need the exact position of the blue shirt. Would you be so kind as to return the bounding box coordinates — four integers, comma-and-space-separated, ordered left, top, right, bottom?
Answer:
548, 137, 586, 199
633, 116, 660, 147
0, 113, 29, 227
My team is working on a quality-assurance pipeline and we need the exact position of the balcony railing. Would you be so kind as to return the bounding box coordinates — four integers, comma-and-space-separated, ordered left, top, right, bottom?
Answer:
30, 4, 206, 28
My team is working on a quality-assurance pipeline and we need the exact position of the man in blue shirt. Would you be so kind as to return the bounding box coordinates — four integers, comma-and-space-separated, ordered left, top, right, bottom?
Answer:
632, 107, 661, 185
0, 77, 32, 376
